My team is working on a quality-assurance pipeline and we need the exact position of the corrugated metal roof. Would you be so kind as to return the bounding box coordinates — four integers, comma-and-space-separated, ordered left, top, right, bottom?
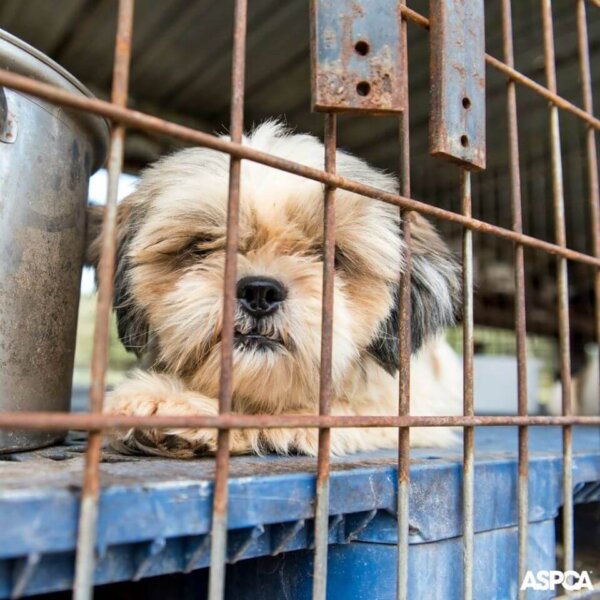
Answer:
1, 0, 599, 343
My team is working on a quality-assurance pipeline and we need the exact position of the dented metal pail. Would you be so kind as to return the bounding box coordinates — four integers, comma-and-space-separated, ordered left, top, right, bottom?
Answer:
0, 30, 108, 452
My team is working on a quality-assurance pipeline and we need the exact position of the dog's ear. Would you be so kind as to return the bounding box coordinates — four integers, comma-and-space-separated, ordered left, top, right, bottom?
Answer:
84, 201, 150, 357
367, 212, 459, 374
84, 202, 134, 267
408, 212, 460, 350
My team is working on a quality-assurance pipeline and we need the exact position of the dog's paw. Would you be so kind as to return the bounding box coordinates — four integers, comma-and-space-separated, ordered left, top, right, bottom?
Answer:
104, 371, 221, 458
115, 426, 218, 458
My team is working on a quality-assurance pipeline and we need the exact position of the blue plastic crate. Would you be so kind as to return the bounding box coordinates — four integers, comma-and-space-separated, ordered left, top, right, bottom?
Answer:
0, 426, 598, 599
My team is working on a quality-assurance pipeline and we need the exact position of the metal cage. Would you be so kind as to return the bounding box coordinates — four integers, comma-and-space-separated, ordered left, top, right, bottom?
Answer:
0, 1, 599, 599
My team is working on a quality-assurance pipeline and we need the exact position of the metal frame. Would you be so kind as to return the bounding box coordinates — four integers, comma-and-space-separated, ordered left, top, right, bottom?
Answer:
0, 1, 598, 599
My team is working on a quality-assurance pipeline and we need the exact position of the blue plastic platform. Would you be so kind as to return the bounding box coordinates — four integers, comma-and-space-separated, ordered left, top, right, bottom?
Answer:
0, 427, 598, 599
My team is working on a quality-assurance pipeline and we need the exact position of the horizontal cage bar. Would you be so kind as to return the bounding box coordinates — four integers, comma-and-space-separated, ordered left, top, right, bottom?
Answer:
0, 413, 598, 430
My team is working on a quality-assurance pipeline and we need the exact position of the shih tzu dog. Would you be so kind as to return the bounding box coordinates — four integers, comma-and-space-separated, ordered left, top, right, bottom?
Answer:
86, 122, 462, 458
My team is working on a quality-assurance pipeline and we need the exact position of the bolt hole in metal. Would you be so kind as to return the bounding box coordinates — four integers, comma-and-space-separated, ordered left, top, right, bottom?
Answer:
462, 96, 471, 109
354, 40, 370, 56
356, 81, 371, 96
461, 134, 469, 147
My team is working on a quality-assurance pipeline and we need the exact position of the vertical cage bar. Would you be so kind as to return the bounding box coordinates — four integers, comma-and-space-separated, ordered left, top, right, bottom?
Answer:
501, 1, 529, 596
577, 0, 600, 416
396, 2, 411, 598
72, 2, 135, 599
208, 1, 247, 598
312, 112, 337, 600
540, 0, 574, 575
461, 169, 474, 600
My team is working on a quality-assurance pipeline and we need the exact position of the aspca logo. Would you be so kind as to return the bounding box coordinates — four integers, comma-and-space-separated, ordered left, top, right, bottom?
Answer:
520, 570, 593, 592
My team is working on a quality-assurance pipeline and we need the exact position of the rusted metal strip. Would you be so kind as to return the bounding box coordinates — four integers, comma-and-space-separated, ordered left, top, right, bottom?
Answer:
541, 0, 574, 578
501, 2, 529, 597
461, 170, 475, 600
0, 69, 598, 268
73, 2, 134, 599
1, 413, 600, 430
208, 1, 248, 599
312, 112, 337, 600
1, 412, 600, 430
310, 0, 405, 114
429, 0, 486, 170
397, 4, 411, 597
396, 5, 600, 132
577, 0, 600, 418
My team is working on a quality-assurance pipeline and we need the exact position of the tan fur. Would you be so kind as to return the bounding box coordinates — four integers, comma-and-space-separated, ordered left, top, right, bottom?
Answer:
90, 122, 461, 457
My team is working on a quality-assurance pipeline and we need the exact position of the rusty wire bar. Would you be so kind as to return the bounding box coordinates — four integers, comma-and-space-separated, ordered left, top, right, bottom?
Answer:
500, 1, 530, 596
0, 69, 597, 269
72, 2, 134, 599
577, 0, 600, 417
312, 112, 337, 600
207, 1, 248, 598
461, 169, 475, 600
540, 0, 574, 577
396, 3, 411, 597
0, 413, 599, 430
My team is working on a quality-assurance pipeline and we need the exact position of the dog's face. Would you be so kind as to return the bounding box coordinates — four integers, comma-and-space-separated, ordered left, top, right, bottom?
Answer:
88, 123, 458, 411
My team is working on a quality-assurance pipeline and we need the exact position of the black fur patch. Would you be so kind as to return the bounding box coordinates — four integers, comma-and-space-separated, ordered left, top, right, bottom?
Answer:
113, 206, 150, 357
366, 254, 459, 374
366, 285, 400, 375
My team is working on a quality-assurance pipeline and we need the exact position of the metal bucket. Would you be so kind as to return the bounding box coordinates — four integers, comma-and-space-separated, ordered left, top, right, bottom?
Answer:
0, 30, 108, 452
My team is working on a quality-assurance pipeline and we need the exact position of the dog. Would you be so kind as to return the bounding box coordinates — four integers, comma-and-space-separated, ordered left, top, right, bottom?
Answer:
86, 121, 461, 457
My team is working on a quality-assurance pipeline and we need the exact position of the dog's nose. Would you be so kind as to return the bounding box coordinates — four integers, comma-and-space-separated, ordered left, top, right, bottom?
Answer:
237, 276, 286, 316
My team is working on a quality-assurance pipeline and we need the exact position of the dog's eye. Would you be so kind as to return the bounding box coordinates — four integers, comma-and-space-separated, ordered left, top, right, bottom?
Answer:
180, 236, 215, 261
187, 245, 209, 258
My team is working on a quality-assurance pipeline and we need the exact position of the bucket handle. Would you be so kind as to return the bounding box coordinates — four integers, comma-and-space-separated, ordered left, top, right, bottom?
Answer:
0, 87, 17, 144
